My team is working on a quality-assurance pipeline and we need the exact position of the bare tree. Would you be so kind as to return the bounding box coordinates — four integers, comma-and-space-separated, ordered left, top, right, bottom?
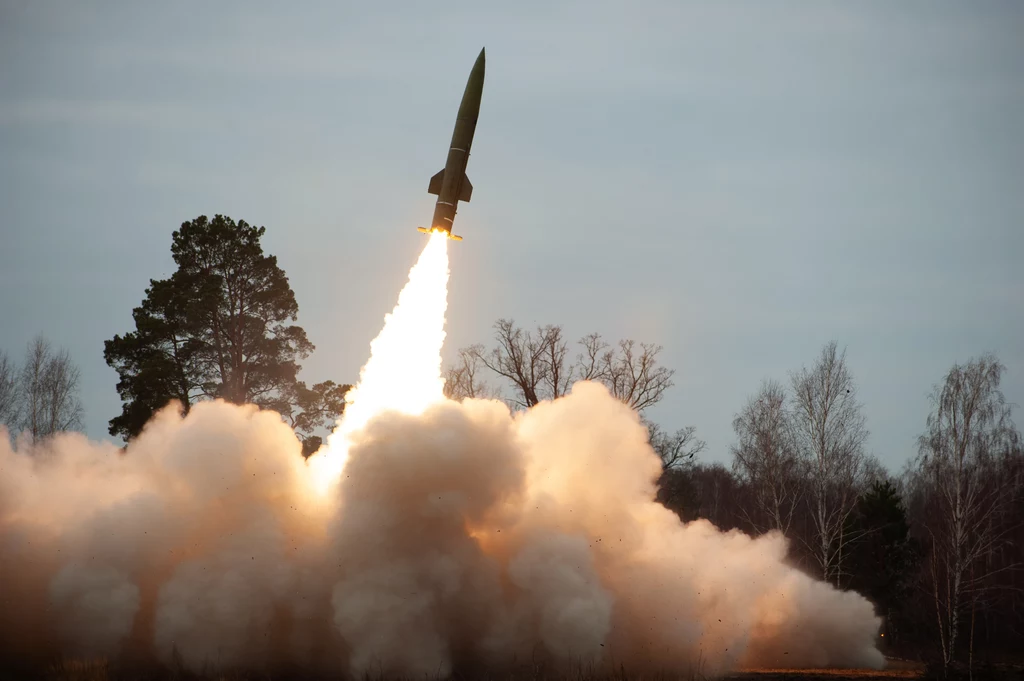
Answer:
18, 337, 50, 439
860, 454, 890, 487
648, 421, 707, 471
473, 320, 551, 408
731, 379, 802, 535
0, 350, 19, 431
466, 319, 674, 413
913, 354, 1020, 672
443, 344, 495, 401
790, 341, 869, 586
540, 325, 573, 402
580, 334, 675, 411
15, 336, 85, 441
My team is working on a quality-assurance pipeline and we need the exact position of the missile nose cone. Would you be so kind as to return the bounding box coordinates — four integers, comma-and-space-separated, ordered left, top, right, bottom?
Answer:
477, 47, 485, 66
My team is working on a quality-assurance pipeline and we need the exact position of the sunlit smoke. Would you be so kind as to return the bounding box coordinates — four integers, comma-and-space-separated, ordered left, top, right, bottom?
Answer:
308, 232, 450, 494
0, 230, 885, 677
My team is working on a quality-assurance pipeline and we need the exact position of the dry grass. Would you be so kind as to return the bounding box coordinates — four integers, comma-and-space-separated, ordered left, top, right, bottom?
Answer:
45, 658, 111, 681
729, 660, 927, 679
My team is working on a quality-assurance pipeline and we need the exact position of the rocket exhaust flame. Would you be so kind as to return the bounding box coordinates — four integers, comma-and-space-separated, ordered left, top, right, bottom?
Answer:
0, 231, 885, 677
308, 231, 450, 494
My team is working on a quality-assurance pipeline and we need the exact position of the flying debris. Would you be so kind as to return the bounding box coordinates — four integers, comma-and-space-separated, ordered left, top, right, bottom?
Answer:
417, 48, 485, 242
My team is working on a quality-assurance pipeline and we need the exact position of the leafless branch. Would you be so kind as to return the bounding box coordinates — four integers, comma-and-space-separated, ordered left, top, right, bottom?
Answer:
649, 422, 707, 471
443, 344, 493, 401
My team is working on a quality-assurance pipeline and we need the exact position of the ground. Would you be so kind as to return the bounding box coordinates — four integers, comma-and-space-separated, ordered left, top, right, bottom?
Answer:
728, 660, 925, 681
8, 657, 1024, 681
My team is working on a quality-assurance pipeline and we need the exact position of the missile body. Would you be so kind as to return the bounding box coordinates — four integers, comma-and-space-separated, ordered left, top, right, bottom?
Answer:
418, 48, 485, 241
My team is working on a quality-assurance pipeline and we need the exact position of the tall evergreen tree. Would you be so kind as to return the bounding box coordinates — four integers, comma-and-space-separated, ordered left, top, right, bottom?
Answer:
847, 479, 920, 647
105, 215, 346, 442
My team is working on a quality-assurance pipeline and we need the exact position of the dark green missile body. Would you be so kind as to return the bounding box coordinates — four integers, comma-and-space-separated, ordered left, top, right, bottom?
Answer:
418, 48, 485, 242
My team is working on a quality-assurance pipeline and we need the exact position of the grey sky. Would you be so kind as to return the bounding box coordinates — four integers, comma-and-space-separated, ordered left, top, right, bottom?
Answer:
1, 1, 1021, 473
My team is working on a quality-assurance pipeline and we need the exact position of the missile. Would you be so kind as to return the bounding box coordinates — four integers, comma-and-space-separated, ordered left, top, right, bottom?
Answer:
417, 48, 485, 242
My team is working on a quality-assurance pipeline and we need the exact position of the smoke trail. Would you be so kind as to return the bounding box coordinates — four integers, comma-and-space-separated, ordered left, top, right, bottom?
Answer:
0, 234, 884, 677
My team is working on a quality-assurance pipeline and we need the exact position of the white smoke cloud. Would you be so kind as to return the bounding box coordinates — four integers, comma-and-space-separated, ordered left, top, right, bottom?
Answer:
0, 234, 882, 676
0, 382, 884, 677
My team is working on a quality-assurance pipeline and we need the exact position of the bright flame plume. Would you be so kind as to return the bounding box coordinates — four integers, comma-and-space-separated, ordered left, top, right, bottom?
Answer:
309, 232, 450, 493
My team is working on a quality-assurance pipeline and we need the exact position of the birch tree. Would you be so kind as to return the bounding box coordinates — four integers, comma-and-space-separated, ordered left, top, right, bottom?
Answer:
790, 341, 869, 586
913, 354, 1020, 671
14, 336, 84, 441
731, 379, 802, 534
0, 351, 19, 432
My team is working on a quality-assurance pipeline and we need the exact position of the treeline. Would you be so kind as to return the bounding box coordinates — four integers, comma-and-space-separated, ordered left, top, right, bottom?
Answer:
445, 322, 1023, 667
654, 348, 1020, 669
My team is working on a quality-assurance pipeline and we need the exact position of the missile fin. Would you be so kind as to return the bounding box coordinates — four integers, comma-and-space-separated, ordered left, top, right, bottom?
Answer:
428, 169, 445, 195
459, 175, 473, 202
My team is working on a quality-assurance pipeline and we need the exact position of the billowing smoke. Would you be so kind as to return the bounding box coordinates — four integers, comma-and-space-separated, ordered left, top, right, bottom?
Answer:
0, 235, 884, 677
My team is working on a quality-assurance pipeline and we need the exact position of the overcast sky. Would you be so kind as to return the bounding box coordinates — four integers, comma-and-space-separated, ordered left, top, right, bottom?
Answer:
1, 1, 1021, 473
